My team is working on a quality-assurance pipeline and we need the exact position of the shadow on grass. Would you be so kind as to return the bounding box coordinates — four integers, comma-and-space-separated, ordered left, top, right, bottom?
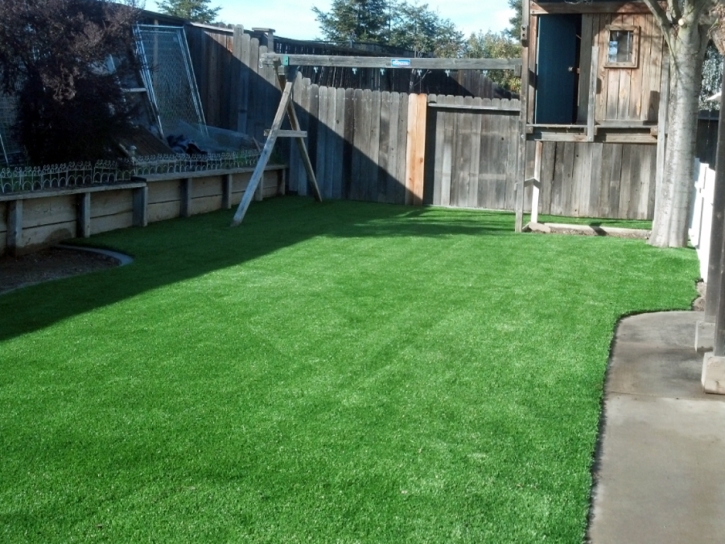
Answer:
0, 197, 514, 342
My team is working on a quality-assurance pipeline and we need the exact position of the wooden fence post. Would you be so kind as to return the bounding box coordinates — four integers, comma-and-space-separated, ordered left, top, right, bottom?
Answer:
78, 192, 92, 237
7, 199, 22, 255
132, 186, 148, 227
222, 173, 233, 209
181, 178, 192, 217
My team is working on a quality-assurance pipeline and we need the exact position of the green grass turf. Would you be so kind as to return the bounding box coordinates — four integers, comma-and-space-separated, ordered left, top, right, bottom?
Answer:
0, 198, 697, 543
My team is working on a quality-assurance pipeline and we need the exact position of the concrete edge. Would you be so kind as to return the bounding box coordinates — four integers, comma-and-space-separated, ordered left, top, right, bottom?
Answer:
524, 222, 650, 239
56, 244, 134, 266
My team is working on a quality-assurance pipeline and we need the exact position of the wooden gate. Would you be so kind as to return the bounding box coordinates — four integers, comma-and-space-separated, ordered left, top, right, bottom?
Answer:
424, 95, 521, 211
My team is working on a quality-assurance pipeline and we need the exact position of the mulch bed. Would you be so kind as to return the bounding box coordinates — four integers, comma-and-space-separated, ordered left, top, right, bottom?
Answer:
0, 246, 120, 295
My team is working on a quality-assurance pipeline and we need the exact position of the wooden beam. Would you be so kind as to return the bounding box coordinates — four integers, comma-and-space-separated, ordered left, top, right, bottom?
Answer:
0, 182, 146, 202
596, 132, 658, 144
587, 47, 599, 142
264, 129, 308, 138
138, 165, 285, 183
231, 81, 295, 227
262, 53, 522, 71
428, 103, 520, 113
521, 0, 531, 46
530, 1, 663, 15
527, 131, 656, 144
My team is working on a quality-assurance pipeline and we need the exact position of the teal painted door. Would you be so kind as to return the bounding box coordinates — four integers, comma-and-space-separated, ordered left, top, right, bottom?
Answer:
535, 15, 579, 124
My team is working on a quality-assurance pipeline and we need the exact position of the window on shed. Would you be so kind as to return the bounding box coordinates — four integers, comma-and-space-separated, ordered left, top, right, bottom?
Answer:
605, 25, 639, 68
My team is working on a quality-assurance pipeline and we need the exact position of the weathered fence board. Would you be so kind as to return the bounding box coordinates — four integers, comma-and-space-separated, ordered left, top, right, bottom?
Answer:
405, 94, 427, 206
524, 141, 657, 219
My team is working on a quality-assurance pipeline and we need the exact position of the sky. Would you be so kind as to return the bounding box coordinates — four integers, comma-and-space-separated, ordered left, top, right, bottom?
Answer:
144, 0, 515, 41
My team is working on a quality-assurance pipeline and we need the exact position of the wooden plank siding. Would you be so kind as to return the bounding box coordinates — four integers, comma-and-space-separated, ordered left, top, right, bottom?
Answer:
588, 12, 663, 123
526, 141, 656, 219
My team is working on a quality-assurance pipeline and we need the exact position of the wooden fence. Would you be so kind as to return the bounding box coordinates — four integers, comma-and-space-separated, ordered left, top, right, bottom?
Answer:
426, 96, 521, 210
184, 24, 514, 143
185, 23, 659, 220
286, 82, 521, 211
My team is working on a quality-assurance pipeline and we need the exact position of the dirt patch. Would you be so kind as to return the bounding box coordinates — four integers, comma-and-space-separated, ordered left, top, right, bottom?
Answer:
0, 246, 120, 295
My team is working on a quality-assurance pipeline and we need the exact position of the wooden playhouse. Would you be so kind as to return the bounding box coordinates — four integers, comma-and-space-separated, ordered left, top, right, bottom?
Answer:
516, 0, 669, 228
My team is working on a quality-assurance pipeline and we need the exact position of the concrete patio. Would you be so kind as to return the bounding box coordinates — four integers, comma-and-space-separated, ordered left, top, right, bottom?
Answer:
588, 311, 725, 543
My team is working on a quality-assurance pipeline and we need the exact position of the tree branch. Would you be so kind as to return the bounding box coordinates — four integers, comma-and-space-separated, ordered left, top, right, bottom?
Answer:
668, 0, 682, 22
642, 0, 676, 53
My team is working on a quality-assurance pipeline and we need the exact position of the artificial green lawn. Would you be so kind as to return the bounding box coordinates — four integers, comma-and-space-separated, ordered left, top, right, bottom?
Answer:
0, 198, 697, 543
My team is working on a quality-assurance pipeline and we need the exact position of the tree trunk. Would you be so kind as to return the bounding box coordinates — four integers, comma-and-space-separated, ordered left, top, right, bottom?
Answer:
649, 0, 707, 247
650, 21, 707, 247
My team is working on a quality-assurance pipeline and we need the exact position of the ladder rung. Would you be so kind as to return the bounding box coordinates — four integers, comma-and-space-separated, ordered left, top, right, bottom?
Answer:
264, 129, 308, 138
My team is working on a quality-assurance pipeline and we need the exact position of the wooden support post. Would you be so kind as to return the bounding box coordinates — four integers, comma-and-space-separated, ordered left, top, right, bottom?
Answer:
78, 192, 92, 238
522, 0, 530, 45
531, 141, 543, 224
254, 173, 264, 202
654, 50, 670, 229
222, 173, 232, 209
714, 227, 725, 355
181, 178, 192, 218
705, 68, 725, 321
231, 81, 295, 226
704, 70, 725, 389
515, 0, 531, 233
587, 47, 599, 142
7, 199, 22, 255
132, 186, 148, 227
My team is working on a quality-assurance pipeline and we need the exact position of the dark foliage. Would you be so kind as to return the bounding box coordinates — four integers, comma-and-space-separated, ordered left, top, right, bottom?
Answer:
312, 0, 464, 57
157, 0, 220, 24
0, 0, 140, 165
506, 0, 522, 41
